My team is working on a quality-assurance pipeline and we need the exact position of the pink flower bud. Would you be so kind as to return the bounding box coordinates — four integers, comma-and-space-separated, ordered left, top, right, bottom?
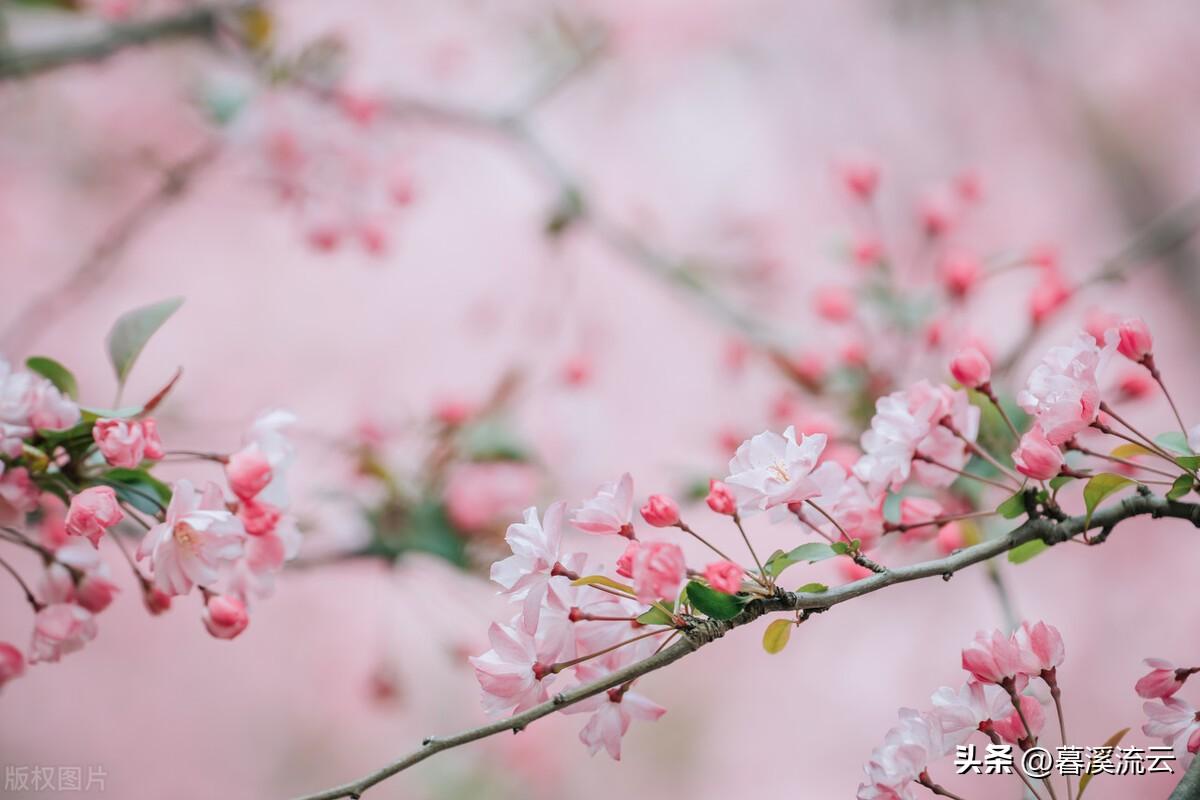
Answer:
949, 346, 992, 389
1013, 620, 1064, 673
203, 595, 249, 640
993, 694, 1045, 744
962, 629, 1028, 685
703, 560, 743, 595
29, 604, 96, 664
65, 487, 124, 547
0, 642, 24, 689
630, 541, 686, 603
143, 587, 172, 616
1188, 727, 1200, 756
1029, 274, 1071, 325
239, 499, 282, 537
75, 573, 119, 614
705, 479, 737, 516
851, 233, 883, 268
814, 286, 855, 323
838, 158, 880, 201
1012, 426, 1064, 481
1118, 370, 1154, 400
939, 252, 981, 298
919, 192, 954, 238
1135, 658, 1189, 699
141, 419, 164, 460
615, 540, 639, 580
93, 418, 162, 468
640, 494, 680, 528
226, 447, 273, 501
935, 521, 965, 555
1116, 317, 1153, 362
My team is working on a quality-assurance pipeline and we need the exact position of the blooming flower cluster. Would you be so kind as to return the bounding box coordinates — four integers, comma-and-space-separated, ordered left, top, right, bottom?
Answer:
858, 621, 1064, 799
1139, 656, 1200, 766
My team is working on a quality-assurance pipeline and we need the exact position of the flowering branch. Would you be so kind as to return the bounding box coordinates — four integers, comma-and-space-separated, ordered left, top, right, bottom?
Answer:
291, 490, 1200, 800
0, 3, 257, 80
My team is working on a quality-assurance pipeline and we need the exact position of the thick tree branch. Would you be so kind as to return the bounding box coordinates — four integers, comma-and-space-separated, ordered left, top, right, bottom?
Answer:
291, 491, 1200, 800
0, 2, 255, 80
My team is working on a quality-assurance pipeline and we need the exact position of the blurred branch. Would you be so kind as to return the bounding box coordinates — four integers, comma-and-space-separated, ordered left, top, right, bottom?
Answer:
1, 142, 220, 354
292, 490, 1200, 800
0, 2, 255, 80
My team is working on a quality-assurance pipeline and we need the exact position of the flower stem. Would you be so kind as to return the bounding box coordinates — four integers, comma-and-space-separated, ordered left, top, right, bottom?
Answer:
1050, 681, 1074, 800
547, 628, 670, 674
0, 552, 43, 612
676, 521, 766, 587
913, 454, 1019, 492
980, 383, 1022, 442
730, 512, 769, 588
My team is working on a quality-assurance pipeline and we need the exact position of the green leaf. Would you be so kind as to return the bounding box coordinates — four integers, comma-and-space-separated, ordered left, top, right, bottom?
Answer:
1167, 475, 1194, 500
106, 297, 184, 394
99, 468, 172, 514
1082, 473, 1134, 526
25, 356, 78, 400
764, 542, 838, 578
831, 541, 850, 555
1008, 539, 1047, 564
80, 405, 142, 422
1176, 455, 1200, 471
1155, 432, 1194, 455
795, 582, 828, 594
1048, 475, 1075, 491
571, 575, 636, 595
1077, 727, 1130, 798
685, 580, 746, 620
1110, 443, 1156, 459
762, 619, 792, 654
996, 491, 1027, 520
636, 605, 675, 626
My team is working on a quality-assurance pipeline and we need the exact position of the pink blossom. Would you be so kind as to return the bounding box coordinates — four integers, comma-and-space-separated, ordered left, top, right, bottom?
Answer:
0, 466, 39, 524
898, 497, 944, 540
940, 252, 981, 298
852, 233, 883, 267
936, 522, 965, 555
1143, 696, 1200, 762
65, 486, 124, 546
36, 494, 69, 552
143, 587, 171, 615
29, 603, 97, 664
930, 681, 1015, 746
443, 461, 538, 532
469, 622, 557, 717
1017, 333, 1114, 445
1118, 370, 1154, 400
919, 190, 955, 237
203, 594, 250, 640
809, 471, 884, 550
490, 503, 573, 635
136, 480, 246, 596
992, 694, 1046, 744
1012, 426, 1064, 481
949, 346, 991, 389
92, 418, 165, 468
44, 540, 120, 613
571, 473, 635, 537
704, 561, 743, 594
567, 688, 667, 761
225, 447, 273, 501
838, 157, 880, 200
639, 494, 680, 528
0, 642, 23, 689
815, 286, 855, 322
238, 498, 282, 537
962, 629, 1029, 685
1029, 272, 1072, 324
724, 426, 830, 512
615, 541, 639, 580
240, 410, 296, 507
1115, 317, 1153, 362
705, 479, 737, 516
857, 709, 949, 800
630, 541, 686, 603
1012, 620, 1064, 674
1136, 658, 1192, 699
28, 380, 80, 431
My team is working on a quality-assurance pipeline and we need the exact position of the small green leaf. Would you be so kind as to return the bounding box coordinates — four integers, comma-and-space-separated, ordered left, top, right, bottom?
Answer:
1110, 443, 1156, 459
1155, 432, 1193, 455
1176, 455, 1200, 471
831, 541, 850, 555
762, 619, 792, 654
25, 356, 78, 400
636, 605, 675, 626
795, 582, 828, 594
99, 468, 172, 514
1167, 475, 1194, 500
571, 575, 636, 595
996, 491, 1027, 519
764, 542, 838, 578
1082, 473, 1134, 526
1077, 727, 1130, 798
106, 297, 184, 394
685, 580, 746, 620
1008, 539, 1047, 564
1048, 475, 1075, 491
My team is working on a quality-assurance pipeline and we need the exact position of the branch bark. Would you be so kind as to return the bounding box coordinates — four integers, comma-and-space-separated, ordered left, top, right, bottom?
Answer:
292, 491, 1200, 800
0, 2, 255, 80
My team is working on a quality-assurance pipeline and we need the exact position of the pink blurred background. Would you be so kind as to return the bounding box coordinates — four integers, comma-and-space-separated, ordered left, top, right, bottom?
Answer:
3, 1, 1200, 797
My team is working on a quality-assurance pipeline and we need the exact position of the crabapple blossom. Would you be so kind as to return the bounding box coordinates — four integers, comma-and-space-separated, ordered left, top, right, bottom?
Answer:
1116, 317, 1153, 362
1012, 425, 1064, 481
724, 426, 832, 512
639, 494, 679, 528
961, 629, 1030, 685
949, 346, 991, 389
1017, 332, 1115, 445
225, 447, 273, 502
815, 285, 855, 322
564, 643, 667, 760
839, 157, 880, 200
991, 693, 1046, 744
29, 603, 97, 664
615, 540, 638, 579
703, 561, 743, 594
705, 479, 737, 516
1118, 370, 1154, 400
939, 252, 981, 298
240, 410, 297, 507
490, 502, 575, 635
470, 622, 558, 717
136, 480, 247, 596
929, 681, 1014, 746
1143, 696, 1200, 763
856, 709, 949, 800
1136, 658, 1195, 699
0, 466, 40, 523
203, 594, 250, 640
64, 486, 124, 546
630, 541, 685, 603
92, 418, 165, 468
1012, 620, 1064, 676
45, 539, 120, 613
1029, 271, 1072, 324
0, 643, 23, 689
571, 473, 635, 537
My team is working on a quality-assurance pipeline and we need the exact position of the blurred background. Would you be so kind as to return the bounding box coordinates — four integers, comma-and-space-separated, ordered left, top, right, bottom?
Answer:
2, 0, 1200, 797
